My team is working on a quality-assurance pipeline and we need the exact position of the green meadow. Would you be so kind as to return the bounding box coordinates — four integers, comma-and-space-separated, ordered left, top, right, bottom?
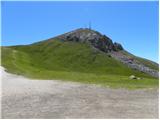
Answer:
1, 40, 158, 89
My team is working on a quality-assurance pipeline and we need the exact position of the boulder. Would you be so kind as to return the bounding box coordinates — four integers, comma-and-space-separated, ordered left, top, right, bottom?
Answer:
137, 77, 141, 80
129, 75, 137, 79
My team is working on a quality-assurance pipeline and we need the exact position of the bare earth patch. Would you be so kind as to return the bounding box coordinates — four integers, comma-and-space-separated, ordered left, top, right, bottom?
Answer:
1, 67, 158, 119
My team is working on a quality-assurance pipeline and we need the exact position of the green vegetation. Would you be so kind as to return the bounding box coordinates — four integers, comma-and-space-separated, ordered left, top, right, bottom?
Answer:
1, 39, 158, 89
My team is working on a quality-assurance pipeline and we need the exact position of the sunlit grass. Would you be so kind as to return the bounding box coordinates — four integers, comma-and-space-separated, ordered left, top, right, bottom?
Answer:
1, 40, 158, 89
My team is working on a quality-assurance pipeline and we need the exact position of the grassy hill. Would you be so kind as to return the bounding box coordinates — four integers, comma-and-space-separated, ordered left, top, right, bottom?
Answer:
1, 39, 158, 89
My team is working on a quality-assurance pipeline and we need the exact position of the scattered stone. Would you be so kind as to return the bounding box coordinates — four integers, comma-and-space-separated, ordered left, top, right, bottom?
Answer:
129, 75, 137, 79
129, 75, 142, 80
137, 77, 141, 80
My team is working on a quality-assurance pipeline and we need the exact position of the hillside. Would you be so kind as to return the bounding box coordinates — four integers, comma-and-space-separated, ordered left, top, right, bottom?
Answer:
1, 28, 159, 89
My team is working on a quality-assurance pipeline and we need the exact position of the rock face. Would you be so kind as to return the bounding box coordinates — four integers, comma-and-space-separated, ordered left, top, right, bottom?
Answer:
56, 28, 123, 52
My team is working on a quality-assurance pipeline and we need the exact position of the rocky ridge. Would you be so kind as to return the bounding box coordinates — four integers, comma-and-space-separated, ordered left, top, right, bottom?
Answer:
56, 28, 123, 52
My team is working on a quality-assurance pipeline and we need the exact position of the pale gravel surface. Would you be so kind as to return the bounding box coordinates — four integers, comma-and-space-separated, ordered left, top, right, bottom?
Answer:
1, 67, 159, 119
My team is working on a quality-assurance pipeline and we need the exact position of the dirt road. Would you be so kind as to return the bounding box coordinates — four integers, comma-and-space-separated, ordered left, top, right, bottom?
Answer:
1, 67, 158, 118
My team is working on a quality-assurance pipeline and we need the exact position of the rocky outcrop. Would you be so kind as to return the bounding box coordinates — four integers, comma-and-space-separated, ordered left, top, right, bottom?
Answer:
56, 28, 123, 52
113, 42, 123, 51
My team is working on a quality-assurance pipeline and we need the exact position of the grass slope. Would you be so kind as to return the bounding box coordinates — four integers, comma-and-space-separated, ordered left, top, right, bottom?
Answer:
1, 39, 158, 89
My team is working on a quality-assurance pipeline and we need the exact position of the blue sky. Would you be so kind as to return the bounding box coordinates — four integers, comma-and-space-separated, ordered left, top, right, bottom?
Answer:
1, 1, 158, 62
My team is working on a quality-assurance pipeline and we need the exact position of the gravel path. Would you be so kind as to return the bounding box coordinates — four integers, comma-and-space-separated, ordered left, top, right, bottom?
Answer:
1, 67, 159, 119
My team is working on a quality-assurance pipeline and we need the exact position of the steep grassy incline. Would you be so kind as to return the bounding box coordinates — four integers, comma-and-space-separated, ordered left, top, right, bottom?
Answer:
1, 40, 158, 89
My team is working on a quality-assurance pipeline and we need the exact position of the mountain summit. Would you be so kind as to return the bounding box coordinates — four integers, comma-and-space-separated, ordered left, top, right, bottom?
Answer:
56, 28, 123, 52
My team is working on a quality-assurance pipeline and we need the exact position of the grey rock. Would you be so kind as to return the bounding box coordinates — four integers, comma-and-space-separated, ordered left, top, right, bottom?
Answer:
129, 75, 137, 79
56, 28, 123, 53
